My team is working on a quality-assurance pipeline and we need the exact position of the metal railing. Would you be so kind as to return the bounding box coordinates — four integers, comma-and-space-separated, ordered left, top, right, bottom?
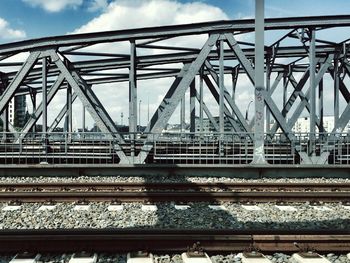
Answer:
0, 131, 349, 165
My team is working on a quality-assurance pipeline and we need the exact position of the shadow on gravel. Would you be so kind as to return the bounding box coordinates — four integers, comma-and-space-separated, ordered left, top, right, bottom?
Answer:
127, 173, 350, 231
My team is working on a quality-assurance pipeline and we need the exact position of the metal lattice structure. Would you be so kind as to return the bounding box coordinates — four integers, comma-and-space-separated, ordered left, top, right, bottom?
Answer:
0, 15, 350, 165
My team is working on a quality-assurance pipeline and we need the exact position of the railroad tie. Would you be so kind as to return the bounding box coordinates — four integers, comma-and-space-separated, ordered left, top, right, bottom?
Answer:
238, 252, 272, 263
291, 252, 331, 263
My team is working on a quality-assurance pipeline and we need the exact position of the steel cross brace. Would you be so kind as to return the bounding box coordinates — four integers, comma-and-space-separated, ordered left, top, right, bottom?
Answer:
225, 32, 295, 140
249, 72, 284, 130
225, 31, 325, 163
0, 51, 40, 115
269, 55, 332, 137
194, 89, 220, 132
317, 61, 350, 160
204, 60, 252, 134
49, 50, 129, 164
48, 92, 78, 132
286, 57, 334, 164
137, 33, 220, 164
202, 75, 243, 133
15, 73, 65, 141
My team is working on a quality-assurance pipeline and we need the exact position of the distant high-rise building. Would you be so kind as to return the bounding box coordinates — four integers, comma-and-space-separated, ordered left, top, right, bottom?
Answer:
195, 116, 245, 133
8, 95, 27, 128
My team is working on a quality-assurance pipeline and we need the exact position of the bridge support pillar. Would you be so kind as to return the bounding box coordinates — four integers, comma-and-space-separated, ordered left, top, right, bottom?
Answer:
252, 0, 267, 164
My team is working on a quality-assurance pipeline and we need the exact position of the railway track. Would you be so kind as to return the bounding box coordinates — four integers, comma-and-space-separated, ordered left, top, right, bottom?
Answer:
1, 182, 350, 254
1, 181, 350, 191
0, 229, 349, 253
0, 182, 349, 202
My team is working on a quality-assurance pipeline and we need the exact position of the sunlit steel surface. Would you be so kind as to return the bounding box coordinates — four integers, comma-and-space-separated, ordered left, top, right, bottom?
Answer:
0, 15, 350, 164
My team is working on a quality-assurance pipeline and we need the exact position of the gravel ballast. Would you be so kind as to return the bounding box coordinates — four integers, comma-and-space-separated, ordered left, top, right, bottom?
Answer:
0, 201, 348, 230
0, 175, 349, 184
1, 253, 349, 263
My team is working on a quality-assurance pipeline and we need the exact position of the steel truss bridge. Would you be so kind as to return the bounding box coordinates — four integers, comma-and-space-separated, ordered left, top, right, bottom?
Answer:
0, 15, 350, 165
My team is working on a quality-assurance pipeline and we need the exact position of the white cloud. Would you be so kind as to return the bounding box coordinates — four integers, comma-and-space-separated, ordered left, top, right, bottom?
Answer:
74, 0, 228, 33
0, 18, 26, 40
66, 0, 229, 128
22, 0, 83, 12
88, 0, 109, 12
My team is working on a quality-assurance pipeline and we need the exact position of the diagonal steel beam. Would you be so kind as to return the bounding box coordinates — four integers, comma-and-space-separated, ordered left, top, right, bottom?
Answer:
15, 74, 65, 141
70, 70, 123, 139
0, 51, 40, 115
48, 92, 78, 132
329, 66, 350, 104
194, 89, 219, 132
274, 55, 332, 135
137, 33, 220, 164
268, 67, 310, 135
225, 33, 255, 83
226, 32, 299, 157
203, 75, 243, 133
53, 55, 123, 140
49, 50, 129, 164
248, 71, 283, 130
143, 63, 190, 133
226, 33, 294, 140
204, 60, 251, 133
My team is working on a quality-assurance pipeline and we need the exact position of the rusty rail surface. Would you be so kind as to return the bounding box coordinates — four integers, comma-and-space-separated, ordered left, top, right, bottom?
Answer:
0, 182, 349, 202
0, 191, 349, 202
1, 181, 350, 191
0, 229, 349, 253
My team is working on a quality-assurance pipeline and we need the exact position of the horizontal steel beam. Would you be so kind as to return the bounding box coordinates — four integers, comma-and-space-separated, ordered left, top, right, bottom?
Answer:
0, 15, 350, 55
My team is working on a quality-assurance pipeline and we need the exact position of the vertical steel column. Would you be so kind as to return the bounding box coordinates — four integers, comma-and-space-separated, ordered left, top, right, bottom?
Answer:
265, 58, 270, 133
129, 40, 137, 134
180, 96, 185, 132
190, 80, 196, 133
129, 40, 137, 159
219, 39, 225, 135
319, 77, 324, 133
42, 57, 47, 135
199, 67, 204, 133
41, 57, 47, 139
2, 107, 8, 137
309, 29, 316, 156
139, 99, 141, 132
67, 85, 72, 133
32, 91, 36, 132
252, 0, 266, 164
334, 57, 339, 127
232, 68, 238, 116
1, 84, 8, 137
82, 104, 85, 132
41, 56, 48, 160
283, 73, 288, 115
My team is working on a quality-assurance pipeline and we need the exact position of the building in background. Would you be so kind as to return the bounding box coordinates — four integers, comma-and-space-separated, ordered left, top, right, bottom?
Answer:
292, 116, 350, 134
8, 95, 27, 128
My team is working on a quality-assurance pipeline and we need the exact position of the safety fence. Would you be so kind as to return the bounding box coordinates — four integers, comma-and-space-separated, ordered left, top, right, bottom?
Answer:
0, 132, 349, 165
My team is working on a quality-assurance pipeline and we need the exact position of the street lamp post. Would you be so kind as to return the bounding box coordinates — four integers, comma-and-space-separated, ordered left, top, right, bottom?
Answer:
245, 100, 253, 120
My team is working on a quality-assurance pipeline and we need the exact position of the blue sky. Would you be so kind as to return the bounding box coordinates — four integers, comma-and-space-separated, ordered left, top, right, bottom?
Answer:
1, 0, 350, 128
1, 0, 350, 42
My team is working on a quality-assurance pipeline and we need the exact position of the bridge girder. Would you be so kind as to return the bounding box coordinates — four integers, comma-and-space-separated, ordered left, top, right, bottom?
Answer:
0, 15, 349, 164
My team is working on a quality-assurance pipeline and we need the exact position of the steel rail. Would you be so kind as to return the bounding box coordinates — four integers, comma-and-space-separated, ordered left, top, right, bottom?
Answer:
0, 15, 350, 55
1, 181, 350, 191
0, 190, 349, 202
0, 229, 349, 252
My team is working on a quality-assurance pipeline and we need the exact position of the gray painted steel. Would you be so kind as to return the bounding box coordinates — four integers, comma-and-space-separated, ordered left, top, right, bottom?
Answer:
0, 13, 349, 165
